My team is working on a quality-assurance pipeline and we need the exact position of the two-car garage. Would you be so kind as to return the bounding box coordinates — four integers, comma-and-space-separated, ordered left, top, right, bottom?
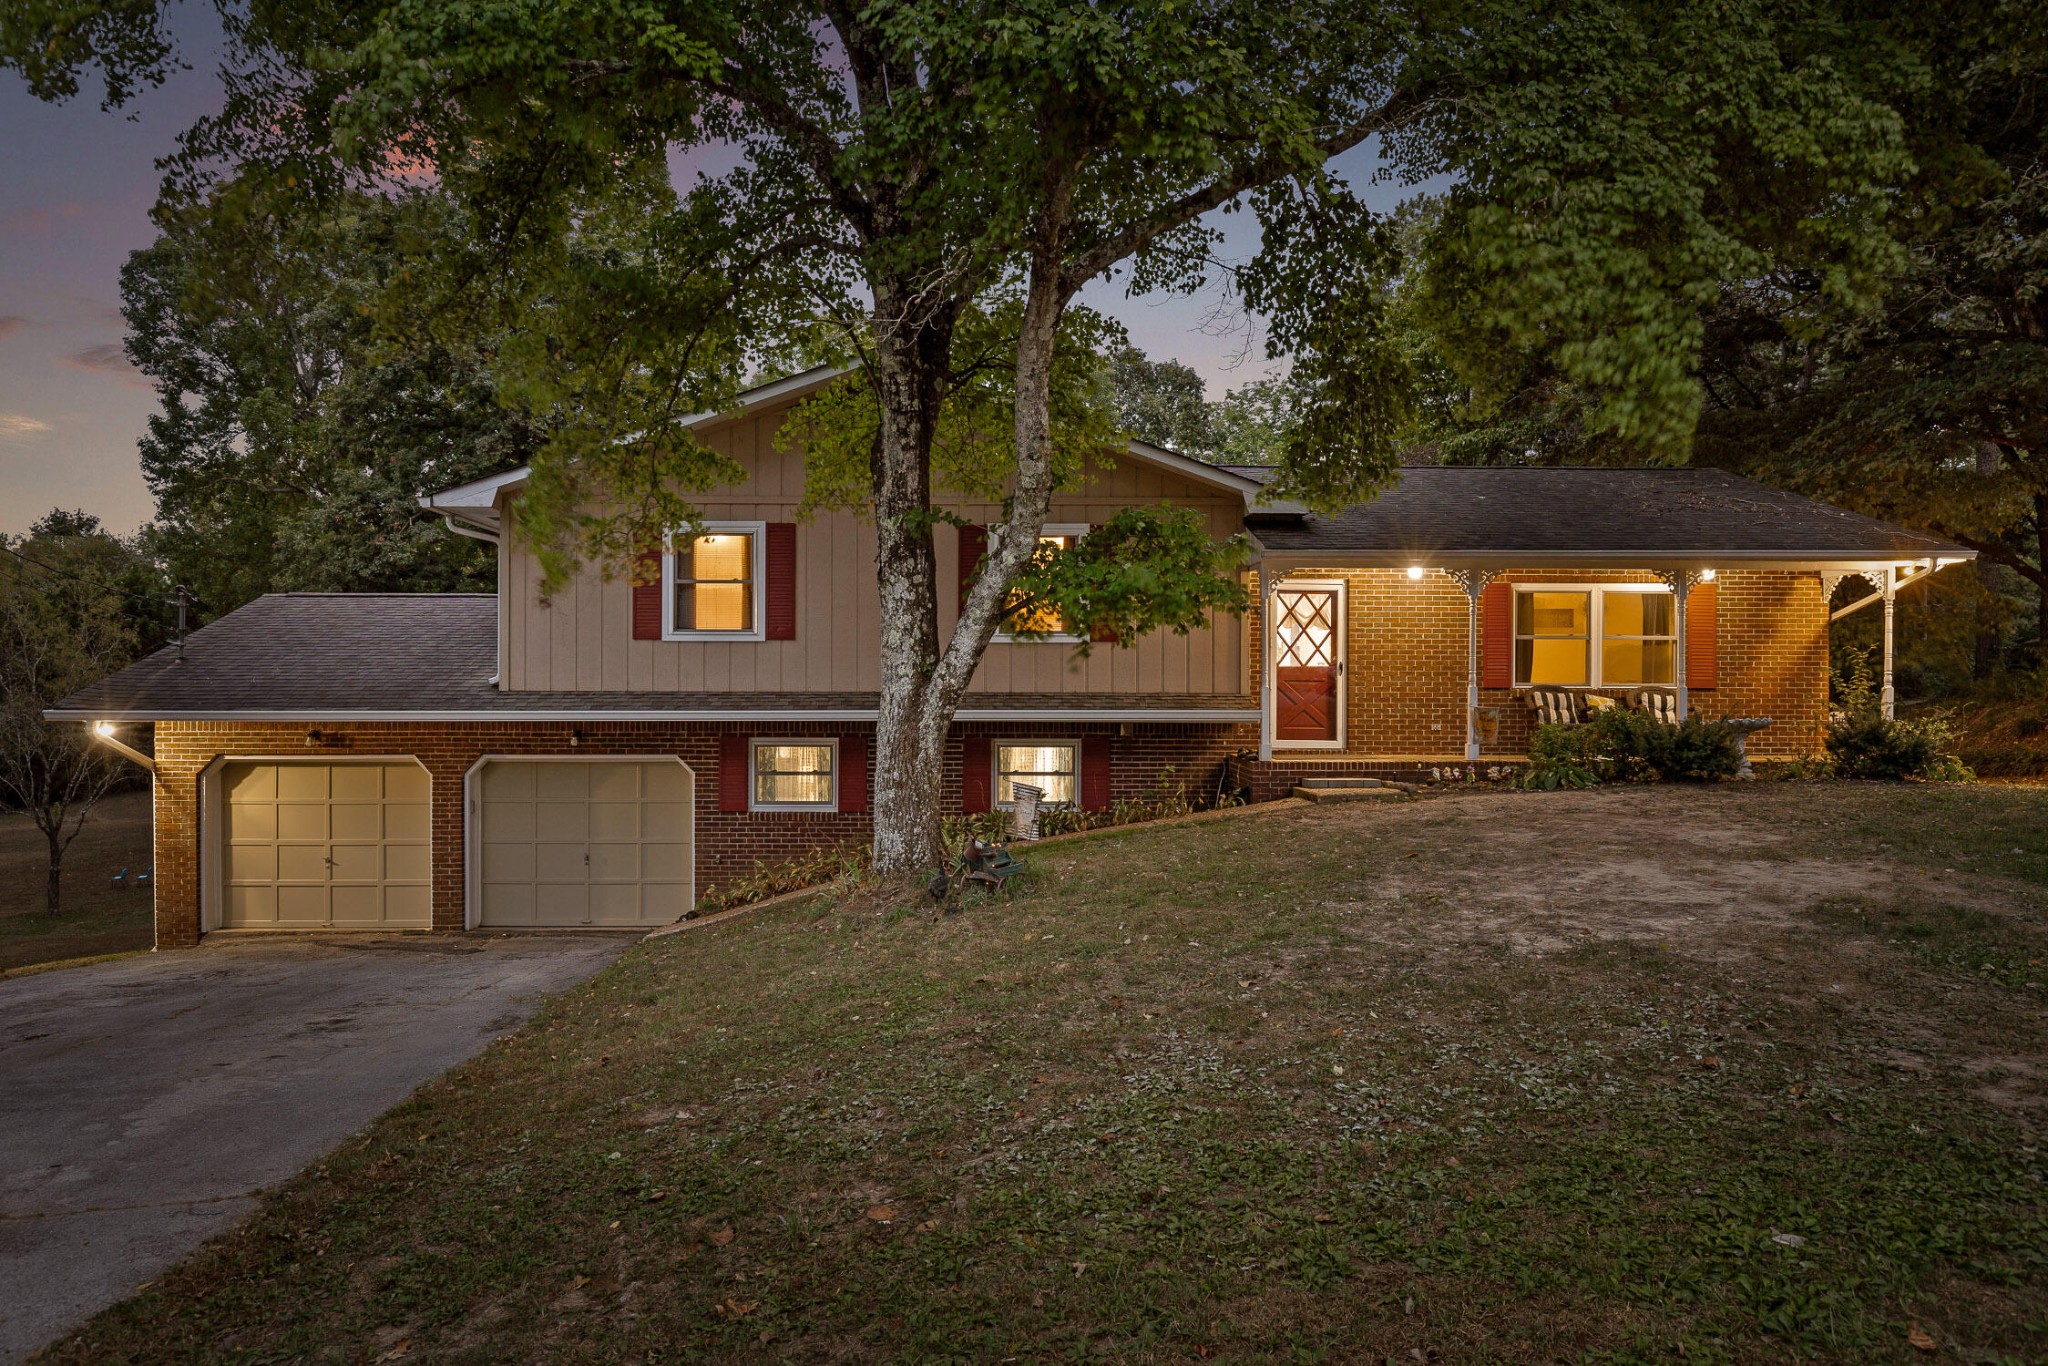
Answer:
208, 757, 694, 933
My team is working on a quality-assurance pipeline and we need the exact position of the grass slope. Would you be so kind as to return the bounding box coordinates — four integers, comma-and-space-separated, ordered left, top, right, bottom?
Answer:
45, 785, 2048, 1363
0, 789, 153, 972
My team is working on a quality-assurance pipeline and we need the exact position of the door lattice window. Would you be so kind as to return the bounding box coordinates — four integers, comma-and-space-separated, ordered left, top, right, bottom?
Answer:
1275, 591, 1337, 668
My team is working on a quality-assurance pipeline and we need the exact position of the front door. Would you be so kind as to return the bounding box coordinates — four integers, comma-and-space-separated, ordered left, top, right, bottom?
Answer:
1274, 584, 1343, 744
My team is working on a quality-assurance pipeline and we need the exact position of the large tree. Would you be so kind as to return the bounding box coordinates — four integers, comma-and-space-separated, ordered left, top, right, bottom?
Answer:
6, 0, 1922, 874
122, 186, 535, 613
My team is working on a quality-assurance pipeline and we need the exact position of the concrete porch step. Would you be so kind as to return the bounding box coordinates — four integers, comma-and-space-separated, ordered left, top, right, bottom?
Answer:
1291, 784, 1413, 803
1298, 777, 1386, 789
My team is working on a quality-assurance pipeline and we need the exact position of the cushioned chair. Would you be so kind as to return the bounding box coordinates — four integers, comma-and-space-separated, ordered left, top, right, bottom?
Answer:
1628, 688, 1681, 725
1522, 687, 1587, 727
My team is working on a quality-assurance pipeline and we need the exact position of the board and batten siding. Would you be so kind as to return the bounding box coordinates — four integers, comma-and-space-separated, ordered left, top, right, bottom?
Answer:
500, 397, 1248, 696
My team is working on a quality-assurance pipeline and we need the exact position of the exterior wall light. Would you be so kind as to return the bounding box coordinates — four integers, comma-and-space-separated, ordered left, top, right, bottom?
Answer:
1700, 568, 1717, 582
1406, 565, 1425, 580
89, 721, 155, 773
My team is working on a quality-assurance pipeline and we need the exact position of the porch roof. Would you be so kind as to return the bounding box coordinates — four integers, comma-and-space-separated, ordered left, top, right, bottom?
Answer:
1230, 466, 1973, 568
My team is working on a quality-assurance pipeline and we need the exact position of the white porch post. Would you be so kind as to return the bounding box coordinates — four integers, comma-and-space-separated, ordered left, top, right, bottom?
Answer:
1656, 569, 1703, 720
1257, 564, 1281, 762
1882, 565, 1897, 720
1444, 569, 1497, 763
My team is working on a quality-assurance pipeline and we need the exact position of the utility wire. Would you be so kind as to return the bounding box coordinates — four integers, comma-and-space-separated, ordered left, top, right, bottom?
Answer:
0, 541, 187, 613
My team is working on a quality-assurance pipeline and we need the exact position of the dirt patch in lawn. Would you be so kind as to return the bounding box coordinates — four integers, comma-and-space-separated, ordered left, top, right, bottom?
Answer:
0, 788, 155, 972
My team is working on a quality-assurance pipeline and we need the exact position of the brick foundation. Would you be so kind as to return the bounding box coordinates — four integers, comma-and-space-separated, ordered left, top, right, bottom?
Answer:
148, 719, 1255, 949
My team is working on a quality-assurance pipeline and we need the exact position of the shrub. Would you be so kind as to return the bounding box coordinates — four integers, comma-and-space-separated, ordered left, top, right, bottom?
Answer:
1519, 707, 1743, 788
1828, 711, 1975, 782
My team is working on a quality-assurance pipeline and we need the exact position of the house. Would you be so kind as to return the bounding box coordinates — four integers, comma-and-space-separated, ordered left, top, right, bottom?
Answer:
52, 366, 1972, 948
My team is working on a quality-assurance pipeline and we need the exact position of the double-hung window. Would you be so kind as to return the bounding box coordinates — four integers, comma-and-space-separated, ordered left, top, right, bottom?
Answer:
667, 523, 763, 639
995, 742, 1077, 807
995, 524, 1088, 641
750, 740, 836, 810
1514, 586, 1676, 688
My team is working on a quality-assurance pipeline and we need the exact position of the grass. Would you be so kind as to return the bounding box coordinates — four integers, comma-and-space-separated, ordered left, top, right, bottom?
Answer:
40, 783, 2048, 1363
0, 788, 154, 973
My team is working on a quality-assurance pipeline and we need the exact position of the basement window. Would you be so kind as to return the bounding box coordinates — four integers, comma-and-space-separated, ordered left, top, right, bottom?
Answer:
996, 741, 1077, 807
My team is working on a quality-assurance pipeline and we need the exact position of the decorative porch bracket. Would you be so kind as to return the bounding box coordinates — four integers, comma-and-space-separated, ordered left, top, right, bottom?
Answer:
1651, 569, 1712, 721
1822, 567, 1913, 719
1443, 568, 1503, 762
1257, 566, 1283, 762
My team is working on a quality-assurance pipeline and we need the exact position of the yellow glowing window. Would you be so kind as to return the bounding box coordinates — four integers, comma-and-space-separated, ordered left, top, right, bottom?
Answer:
1515, 591, 1590, 686
1002, 531, 1082, 637
996, 743, 1076, 806
672, 531, 755, 633
1600, 591, 1676, 686
752, 741, 835, 808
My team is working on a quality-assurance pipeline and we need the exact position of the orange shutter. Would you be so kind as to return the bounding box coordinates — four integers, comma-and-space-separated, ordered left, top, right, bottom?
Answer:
839, 734, 868, 813
631, 550, 663, 640
764, 522, 796, 640
960, 734, 991, 813
958, 524, 986, 617
718, 733, 748, 812
1480, 581, 1513, 689
1686, 581, 1717, 690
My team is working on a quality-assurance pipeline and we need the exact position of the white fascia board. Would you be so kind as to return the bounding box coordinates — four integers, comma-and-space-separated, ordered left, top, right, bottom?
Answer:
1254, 549, 1974, 570
50, 704, 1259, 725
1120, 439, 1310, 514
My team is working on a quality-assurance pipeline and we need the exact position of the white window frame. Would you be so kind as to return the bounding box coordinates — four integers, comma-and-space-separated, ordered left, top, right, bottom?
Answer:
663, 520, 767, 642
992, 523, 1091, 644
1512, 583, 1677, 689
993, 738, 1080, 809
748, 736, 839, 812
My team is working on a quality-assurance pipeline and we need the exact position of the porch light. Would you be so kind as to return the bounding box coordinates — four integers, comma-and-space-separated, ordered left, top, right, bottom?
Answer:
1699, 568, 1716, 582
88, 721, 155, 773
1406, 565, 1424, 580
94, 720, 114, 737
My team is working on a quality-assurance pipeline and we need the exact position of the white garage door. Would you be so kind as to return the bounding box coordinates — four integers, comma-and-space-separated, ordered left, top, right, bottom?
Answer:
478, 761, 693, 928
221, 762, 432, 929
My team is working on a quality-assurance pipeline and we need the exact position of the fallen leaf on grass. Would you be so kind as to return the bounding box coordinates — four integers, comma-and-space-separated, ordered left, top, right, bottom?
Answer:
707, 1227, 735, 1246
713, 1298, 758, 1319
866, 1205, 897, 1222
1699, 1056, 1722, 1070
916, 1220, 938, 1232
1907, 1322, 1937, 1352
376, 1342, 411, 1362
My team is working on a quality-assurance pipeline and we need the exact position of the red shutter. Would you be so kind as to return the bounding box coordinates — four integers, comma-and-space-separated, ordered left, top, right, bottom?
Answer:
1686, 581, 1718, 690
764, 522, 796, 640
1091, 623, 1120, 646
1081, 735, 1113, 811
718, 733, 749, 812
632, 550, 663, 641
958, 524, 987, 617
960, 734, 991, 813
839, 734, 868, 813
1480, 581, 1513, 689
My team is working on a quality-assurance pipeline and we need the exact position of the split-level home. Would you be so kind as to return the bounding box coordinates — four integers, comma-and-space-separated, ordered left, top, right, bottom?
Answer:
53, 366, 1973, 948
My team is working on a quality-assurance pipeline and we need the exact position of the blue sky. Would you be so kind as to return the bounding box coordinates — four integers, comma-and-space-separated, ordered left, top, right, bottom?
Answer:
0, 21, 1426, 537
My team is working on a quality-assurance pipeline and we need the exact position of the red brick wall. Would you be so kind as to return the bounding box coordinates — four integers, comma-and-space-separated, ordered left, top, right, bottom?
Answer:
1248, 568, 1829, 762
148, 719, 1254, 948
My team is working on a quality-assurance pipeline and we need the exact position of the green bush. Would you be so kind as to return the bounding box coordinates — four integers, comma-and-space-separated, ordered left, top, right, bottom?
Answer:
1827, 711, 1975, 782
1519, 707, 1743, 789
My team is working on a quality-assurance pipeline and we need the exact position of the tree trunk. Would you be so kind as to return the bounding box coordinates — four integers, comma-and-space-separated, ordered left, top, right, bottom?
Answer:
867, 283, 957, 877
44, 824, 62, 916
2035, 492, 2048, 667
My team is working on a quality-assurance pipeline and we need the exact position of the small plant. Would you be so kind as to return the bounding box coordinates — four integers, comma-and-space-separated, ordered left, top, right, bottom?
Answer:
1518, 708, 1743, 788
1827, 711, 1975, 782
696, 841, 870, 914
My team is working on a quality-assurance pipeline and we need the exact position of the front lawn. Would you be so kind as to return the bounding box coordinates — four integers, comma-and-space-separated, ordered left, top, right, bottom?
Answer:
45, 784, 2048, 1362
0, 788, 154, 973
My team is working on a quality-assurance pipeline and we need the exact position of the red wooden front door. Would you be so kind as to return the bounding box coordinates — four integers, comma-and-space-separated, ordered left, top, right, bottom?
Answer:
1274, 587, 1340, 742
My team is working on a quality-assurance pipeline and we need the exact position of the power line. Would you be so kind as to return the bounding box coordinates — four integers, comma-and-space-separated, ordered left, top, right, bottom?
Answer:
0, 541, 186, 612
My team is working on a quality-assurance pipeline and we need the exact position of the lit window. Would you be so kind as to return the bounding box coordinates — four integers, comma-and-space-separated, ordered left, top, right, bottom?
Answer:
1514, 587, 1677, 688
1515, 591, 1590, 686
751, 741, 835, 809
996, 742, 1076, 806
998, 526, 1087, 639
1600, 591, 1676, 686
671, 528, 757, 635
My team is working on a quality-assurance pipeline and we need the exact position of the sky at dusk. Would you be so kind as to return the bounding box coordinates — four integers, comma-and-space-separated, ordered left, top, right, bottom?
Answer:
0, 17, 1432, 538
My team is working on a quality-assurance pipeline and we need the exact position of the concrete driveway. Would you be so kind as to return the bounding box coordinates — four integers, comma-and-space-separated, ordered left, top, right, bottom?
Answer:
0, 932, 635, 1363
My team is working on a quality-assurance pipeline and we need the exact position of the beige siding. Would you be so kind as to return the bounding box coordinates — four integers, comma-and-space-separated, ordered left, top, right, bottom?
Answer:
500, 398, 1249, 696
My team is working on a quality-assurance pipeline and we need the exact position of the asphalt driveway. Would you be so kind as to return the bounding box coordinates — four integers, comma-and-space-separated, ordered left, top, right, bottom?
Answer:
0, 933, 634, 1363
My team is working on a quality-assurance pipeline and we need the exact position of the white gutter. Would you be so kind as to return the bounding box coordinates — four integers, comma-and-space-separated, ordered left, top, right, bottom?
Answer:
48, 706, 1257, 725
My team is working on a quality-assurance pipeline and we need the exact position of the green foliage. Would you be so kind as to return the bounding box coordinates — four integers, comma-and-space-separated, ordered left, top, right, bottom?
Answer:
999, 507, 1251, 651
121, 185, 526, 612
1827, 713, 1975, 782
695, 842, 872, 915
1521, 709, 1743, 788
1110, 347, 1302, 466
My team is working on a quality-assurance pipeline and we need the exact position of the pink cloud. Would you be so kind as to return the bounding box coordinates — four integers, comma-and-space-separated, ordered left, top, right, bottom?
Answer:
60, 342, 150, 387
0, 203, 87, 236
0, 315, 28, 339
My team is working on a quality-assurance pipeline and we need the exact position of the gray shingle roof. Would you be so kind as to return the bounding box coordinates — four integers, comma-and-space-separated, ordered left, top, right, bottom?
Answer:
51, 595, 1256, 720
1234, 466, 1970, 561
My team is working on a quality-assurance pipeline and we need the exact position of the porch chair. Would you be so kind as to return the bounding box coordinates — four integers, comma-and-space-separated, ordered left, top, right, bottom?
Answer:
1627, 688, 1681, 725
1521, 686, 1587, 728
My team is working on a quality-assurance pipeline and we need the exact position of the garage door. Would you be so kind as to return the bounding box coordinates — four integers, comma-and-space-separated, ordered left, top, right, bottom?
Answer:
478, 761, 692, 928
222, 762, 432, 929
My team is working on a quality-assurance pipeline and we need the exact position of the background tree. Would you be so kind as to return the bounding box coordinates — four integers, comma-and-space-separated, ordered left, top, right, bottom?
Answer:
123, 184, 535, 613
0, 512, 154, 914
6, 0, 1927, 874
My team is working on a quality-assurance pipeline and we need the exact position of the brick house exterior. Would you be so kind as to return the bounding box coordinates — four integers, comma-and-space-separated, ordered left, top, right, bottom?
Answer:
52, 368, 1971, 949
